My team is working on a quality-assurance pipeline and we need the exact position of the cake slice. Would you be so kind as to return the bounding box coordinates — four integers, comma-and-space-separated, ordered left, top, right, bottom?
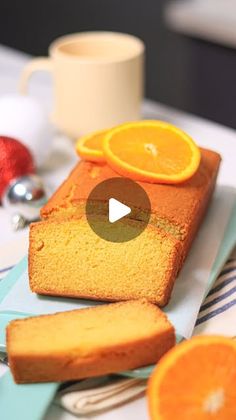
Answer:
7, 300, 175, 384
29, 216, 181, 306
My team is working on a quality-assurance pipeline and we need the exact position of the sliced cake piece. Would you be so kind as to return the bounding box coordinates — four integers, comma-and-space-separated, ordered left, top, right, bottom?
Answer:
29, 216, 181, 306
7, 300, 175, 383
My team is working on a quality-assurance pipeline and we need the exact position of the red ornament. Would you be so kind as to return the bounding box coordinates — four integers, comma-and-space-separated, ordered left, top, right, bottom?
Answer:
0, 136, 35, 200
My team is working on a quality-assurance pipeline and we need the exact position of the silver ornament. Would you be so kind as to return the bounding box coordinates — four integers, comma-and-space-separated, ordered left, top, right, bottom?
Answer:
2, 175, 47, 230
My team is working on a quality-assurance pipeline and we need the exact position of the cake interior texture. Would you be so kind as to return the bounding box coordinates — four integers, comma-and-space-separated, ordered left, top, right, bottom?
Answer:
7, 300, 175, 383
29, 216, 181, 306
29, 147, 221, 306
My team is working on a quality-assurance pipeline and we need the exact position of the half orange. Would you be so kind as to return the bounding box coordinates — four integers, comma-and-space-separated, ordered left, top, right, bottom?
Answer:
148, 335, 236, 420
103, 121, 201, 183
76, 129, 109, 162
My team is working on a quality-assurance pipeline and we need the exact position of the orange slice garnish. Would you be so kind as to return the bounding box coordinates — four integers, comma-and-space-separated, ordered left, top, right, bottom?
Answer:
76, 129, 109, 163
103, 121, 201, 183
148, 335, 236, 420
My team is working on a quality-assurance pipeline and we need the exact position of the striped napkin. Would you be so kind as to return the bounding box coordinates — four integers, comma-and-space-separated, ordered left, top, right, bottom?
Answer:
55, 376, 146, 416
194, 251, 236, 337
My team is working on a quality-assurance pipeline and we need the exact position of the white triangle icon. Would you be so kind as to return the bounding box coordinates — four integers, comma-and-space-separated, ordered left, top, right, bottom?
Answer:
108, 198, 131, 223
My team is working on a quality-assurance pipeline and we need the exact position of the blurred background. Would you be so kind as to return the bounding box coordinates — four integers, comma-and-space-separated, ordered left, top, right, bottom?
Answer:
0, 0, 236, 128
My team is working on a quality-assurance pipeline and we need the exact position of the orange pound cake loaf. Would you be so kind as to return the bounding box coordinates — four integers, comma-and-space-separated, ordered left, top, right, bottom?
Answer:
7, 300, 175, 383
29, 147, 221, 306
41, 148, 220, 259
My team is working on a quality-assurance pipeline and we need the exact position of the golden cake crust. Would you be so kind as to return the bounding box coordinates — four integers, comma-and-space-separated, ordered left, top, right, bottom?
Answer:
41, 148, 221, 232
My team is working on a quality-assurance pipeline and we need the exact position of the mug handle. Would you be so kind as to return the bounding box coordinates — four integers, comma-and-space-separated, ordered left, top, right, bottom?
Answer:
19, 57, 52, 94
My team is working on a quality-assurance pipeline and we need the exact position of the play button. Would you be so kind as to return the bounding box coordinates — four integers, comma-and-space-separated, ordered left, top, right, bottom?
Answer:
109, 198, 131, 223
86, 177, 151, 243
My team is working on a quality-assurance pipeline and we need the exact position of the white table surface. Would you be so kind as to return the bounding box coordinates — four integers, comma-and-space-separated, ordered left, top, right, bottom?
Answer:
0, 43, 235, 420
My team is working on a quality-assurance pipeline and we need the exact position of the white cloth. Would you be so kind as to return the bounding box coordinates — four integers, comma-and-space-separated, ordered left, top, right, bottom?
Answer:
55, 377, 146, 416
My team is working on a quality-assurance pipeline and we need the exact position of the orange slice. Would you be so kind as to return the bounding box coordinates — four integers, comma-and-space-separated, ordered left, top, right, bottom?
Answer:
148, 335, 236, 420
76, 129, 109, 162
103, 121, 201, 183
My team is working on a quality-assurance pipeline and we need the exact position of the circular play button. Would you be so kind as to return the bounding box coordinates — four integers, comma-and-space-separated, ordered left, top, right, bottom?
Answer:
86, 177, 151, 243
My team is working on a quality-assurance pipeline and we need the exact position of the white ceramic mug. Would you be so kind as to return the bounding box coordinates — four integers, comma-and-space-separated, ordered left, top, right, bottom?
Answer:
19, 32, 145, 138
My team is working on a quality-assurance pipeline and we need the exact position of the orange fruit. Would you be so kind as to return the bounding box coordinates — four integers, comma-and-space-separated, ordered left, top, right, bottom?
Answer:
103, 120, 201, 184
76, 129, 109, 162
148, 335, 236, 420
